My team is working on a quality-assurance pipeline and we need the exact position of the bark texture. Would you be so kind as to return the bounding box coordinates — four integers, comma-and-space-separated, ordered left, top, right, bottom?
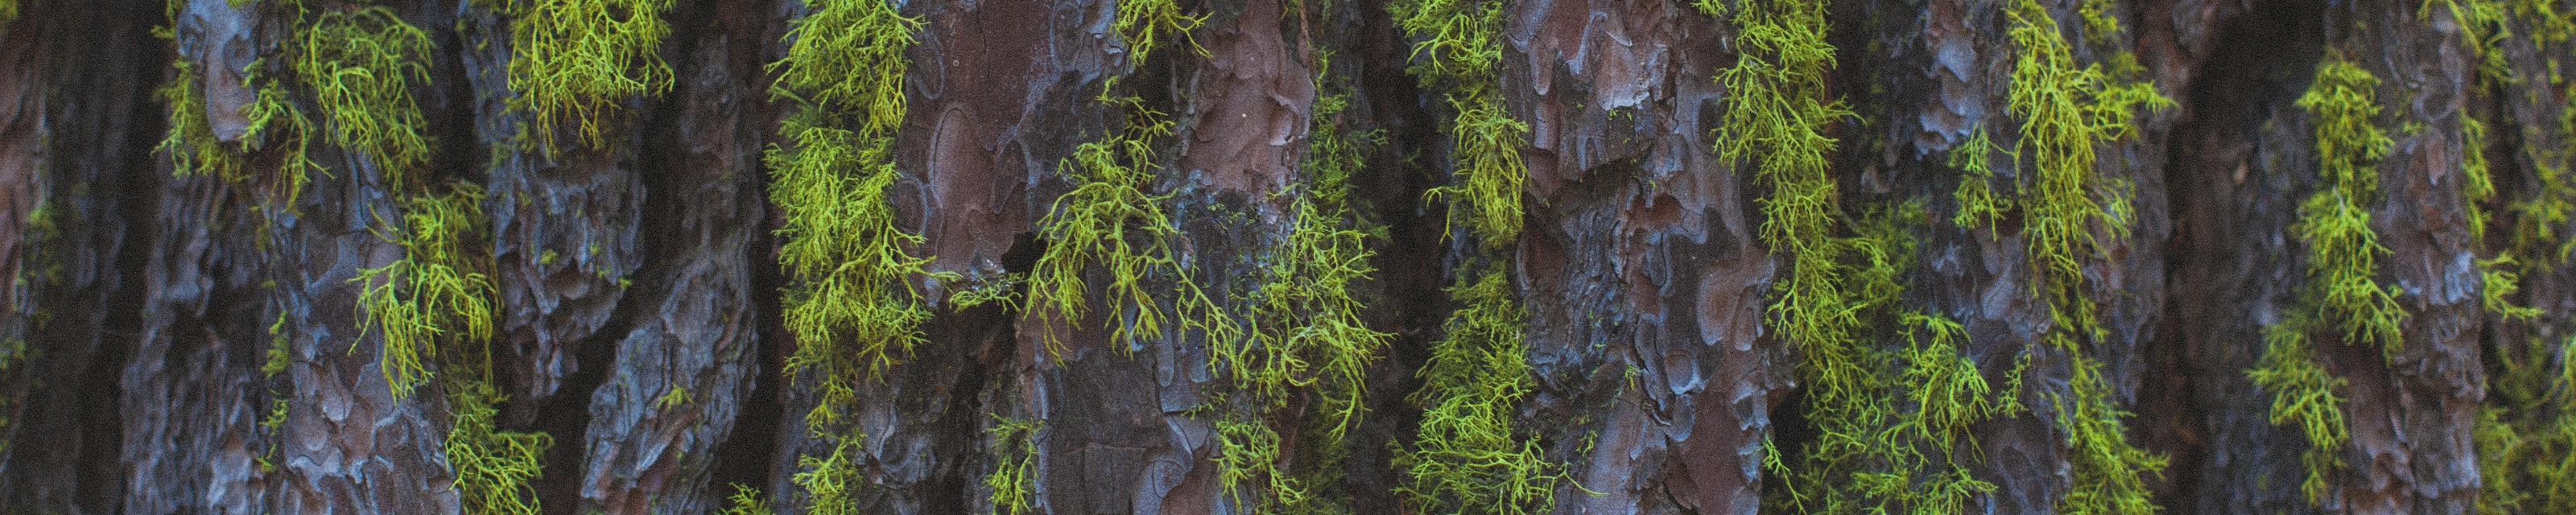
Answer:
0, 0, 2571, 514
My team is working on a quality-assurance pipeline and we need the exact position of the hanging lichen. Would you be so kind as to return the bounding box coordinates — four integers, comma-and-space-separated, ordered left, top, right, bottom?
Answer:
295, 6, 434, 183
1207, 52, 1393, 512
1393, 270, 1568, 515
1025, 0, 1234, 356
349, 183, 546, 515
761, 2, 957, 513
1393, 0, 1524, 246
2289, 57, 2405, 354
354, 185, 499, 400
493, 0, 675, 151
985, 415, 1042, 515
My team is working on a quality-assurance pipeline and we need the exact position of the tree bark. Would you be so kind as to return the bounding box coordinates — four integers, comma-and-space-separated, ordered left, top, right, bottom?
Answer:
0, 0, 2570, 514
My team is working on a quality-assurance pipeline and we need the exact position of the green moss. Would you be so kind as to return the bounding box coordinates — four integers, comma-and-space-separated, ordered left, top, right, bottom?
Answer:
2290, 57, 2405, 355
353, 183, 498, 400
493, 0, 675, 152
295, 6, 434, 184
985, 415, 1041, 515
1396, 270, 1567, 515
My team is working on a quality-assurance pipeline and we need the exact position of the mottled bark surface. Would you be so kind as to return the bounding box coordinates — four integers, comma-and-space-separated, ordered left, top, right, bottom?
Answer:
0, 0, 2570, 514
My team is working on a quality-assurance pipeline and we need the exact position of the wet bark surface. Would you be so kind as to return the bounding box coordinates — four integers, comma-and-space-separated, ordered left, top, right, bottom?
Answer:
0, 0, 2570, 514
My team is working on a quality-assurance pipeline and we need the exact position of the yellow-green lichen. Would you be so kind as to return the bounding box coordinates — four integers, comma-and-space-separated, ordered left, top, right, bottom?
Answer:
494, 0, 675, 151
1025, 0, 1238, 357
1395, 270, 1567, 515
792, 439, 866, 515
158, 58, 321, 208
1761, 204, 2011, 515
1993, 3, 2171, 514
2475, 337, 2576, 514
295, 6, 434, 183
445, 379, 553, 515
353, 183, 498, 400
2290, 57, 2405, 354
721, 484, 774, 515
985, 415, 1042, 515
1394, 0, 1525, 246
2246, 316, 2350, 502
763, 5, 950, 513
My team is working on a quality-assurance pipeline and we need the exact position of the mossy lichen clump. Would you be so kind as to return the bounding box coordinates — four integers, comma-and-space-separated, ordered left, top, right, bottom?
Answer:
1394, 270, 1568, 515
2005, 3, 2172, 513
353, 184, 499, 400
493, 0, 675, 151
1393, 0, 1525, 246
1026, 0, 1233, 356
762, 2, 952, 513
2245, 55, 2404, 509
985, 415, 1042, 515
295, 6, 434, 183
1208, 65, 1393, 513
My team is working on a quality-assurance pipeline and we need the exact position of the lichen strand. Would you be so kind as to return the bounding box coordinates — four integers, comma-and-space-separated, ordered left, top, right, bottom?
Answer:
1760, 204, 2009, 515
762, 2, 951, 512
445, 379, 553, 515
295, 6, 435, 184
1208, 70, 1393, 513
1696, 0, 1873, 411
348, 183, 546, 514
157, 59, 320, 209
1395, 270, 1567, 515
1026, 0, 1235, 357
2289, 57, 2405, 354
353, 184, 499, 400
2474, 337, 2576, 514
497, 0, 675, 151
984, 416, 1042, 515
2246, 317, 2351, 502
1393, 0, 1525, 246
1996, 3, 2170, 514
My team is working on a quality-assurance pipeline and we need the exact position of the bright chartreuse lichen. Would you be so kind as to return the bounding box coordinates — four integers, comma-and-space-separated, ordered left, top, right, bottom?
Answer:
158, 58, 321, 209
2287, 57, 2405, 356
985, 415, 1042, 515
1760, 204, 2011, 515
1950, 127, 2013, 229
763, 3, 952, 513
295, 6, 434, 183
2475, 337, 2576, 515
1967, 2, 2172, 514
446, 379, 553, 515
2247, 315, 2350, 502
1207, 62, 1393, 512
720, 484, 774, 515
1394, 0, 1525, 246
493, 0, 675, 151
350, 183, 548, 515
1026, 1, 1234, 357
1389, 0, 1565, 510
353, 183, 499, 400
1395, 270, 1568, 515
792, 439, 865, 515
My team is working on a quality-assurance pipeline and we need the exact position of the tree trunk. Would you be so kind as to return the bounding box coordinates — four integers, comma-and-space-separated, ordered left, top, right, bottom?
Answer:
0, 0, 2571, 514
